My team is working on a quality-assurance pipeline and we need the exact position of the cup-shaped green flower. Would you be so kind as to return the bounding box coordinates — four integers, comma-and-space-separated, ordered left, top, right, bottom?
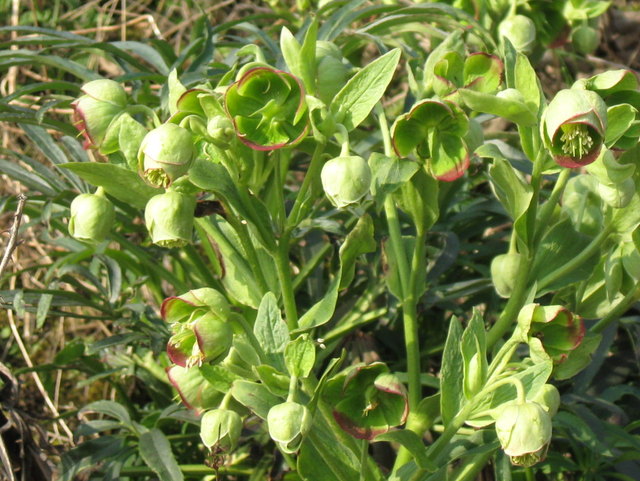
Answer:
321, 155, 371, 208
392, 99, 470, 181
543, 89, 607, 168
498, 15, 537, 54
166, 364, 222, 412
267, 402, 312, 453
517, 304, 585, 363
327, 363, 408, 440
495, 400, 552, 467
68, 191, 115, 243
138, 123, 195, 188
72, 79, 127, 151
162, 288, 233, 367
225, 67, 308, 150
200, 408, 243, 451
144, 191, 196, 248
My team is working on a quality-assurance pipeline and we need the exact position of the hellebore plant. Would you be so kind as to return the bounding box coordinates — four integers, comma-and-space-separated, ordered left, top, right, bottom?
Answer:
57, 7, 640, 480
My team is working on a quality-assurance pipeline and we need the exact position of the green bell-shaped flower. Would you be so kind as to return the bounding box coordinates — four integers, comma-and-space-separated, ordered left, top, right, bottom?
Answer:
267, 402, 312, 453
72, 79, 127, 152
144, 191, 196, 248
321, 155, 371, 208
495, 400, 552, 467
225, 67, 309, 150
498, 15, 537, 54
138, 123, 195, 188
200, 408, 243, 451
68, 190, 115, 243
543, 89, 607, 168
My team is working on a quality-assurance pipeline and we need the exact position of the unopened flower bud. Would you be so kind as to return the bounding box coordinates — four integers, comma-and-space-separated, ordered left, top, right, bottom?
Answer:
321, 155, 371, 208
267, 402, 312, 453
531, 384, 561, 417
72, 79, 127, 151
206, 115, 235, 147
144, 191, 195, 248
495, 400, 552, 467
138, 123, 195, 188
200, 408, 243, 451
68, 191, 115, 243
499, 15, 537, 54
571, 25, 600, 55
491, 252, 521, 298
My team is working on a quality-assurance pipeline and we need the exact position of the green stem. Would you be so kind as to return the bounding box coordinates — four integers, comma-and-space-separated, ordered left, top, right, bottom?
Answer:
116, 464, 253, 477
525, 467, 535, 481
537, 225, 612, 292
277, 229, 298, 330
286, 142, 325, 229
450, 450, 495, 481
533, 168, 572, 246
126, 104, 161, 127
383, 195, 409, 298
359, 440, 369, 481
591, 281, 640, 333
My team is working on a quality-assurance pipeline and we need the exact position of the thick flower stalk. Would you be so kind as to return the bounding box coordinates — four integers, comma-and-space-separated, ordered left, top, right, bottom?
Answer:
138, 123, 195, 188
392, 99, 470, 181
326, 363, 408, 440
162, 288, 233, 367
225, 67, 309, 150
543, 89, 607, 168
68, 189, 115, 243
495, 400, 552, 467
144, 191, 196, 248
72, 79, 127, 152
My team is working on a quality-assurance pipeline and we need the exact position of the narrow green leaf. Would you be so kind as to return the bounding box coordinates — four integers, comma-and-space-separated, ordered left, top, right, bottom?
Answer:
79, 400, 132, 428
331, 48, 401, 131
231, 380, 281, 419
254, 292, 290, 364
440, 316, 464, 426
284, 335, 316, 378
458, 88, 537, 126
375, 430, 436, 472
60, 162, 159, 208
138, 429, 184, 481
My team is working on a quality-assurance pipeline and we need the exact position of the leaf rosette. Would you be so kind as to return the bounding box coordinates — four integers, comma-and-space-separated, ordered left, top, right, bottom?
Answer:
326, 362, 408, 440
225, 67, 308, 150
72, 79, 127, 152
392, 99, 470, 181
543, 89, 607, 168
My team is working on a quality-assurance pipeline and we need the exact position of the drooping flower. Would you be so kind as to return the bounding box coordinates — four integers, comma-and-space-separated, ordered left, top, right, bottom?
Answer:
68, 190, 115, 243
138, 123, 195, 188
200, 408, 243, 451
321, 155, 371, 208
144, 191, 196, 248
267, 402, 312, 453
72, 79, 127, 152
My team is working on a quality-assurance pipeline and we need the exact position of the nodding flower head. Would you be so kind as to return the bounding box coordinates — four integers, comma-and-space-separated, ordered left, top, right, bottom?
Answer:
138, 123, 195, 189
72, 79, 127, 151
543, 89, 607, 168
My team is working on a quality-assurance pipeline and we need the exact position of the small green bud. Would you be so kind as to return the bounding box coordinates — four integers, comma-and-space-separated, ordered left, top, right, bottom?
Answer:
138, 123, 195, 188
206, 115, 235, 147
144, 191, 195, 248
498, 15, 537, 54
321, 155, 371, 208
495, 400, 552, 467
200, 408, 243, 451
72, 79, 127, 151
267, 402, 312, 453
571, 25, 600, 55
491, 252, 522, 298
68, 191, 115, 243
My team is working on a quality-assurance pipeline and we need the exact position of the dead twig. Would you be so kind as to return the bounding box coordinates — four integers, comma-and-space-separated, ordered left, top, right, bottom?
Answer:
0, 194, 27, 281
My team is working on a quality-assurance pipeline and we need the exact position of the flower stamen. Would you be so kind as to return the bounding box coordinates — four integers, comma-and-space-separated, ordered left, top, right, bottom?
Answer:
560, 123, 594, 159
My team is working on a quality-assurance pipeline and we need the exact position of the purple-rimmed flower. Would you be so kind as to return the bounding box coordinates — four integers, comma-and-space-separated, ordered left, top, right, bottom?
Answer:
495, 400, 552, 467
391, 99, 470, 181
72, 79, 127, 151
517, 304, 586, 363
543, 89, 607, 168
138, 123, 195, 188
162, 288, 233, 368
166, 365, 222, 412
326, 363, 408, 440
224, 67, 309, 150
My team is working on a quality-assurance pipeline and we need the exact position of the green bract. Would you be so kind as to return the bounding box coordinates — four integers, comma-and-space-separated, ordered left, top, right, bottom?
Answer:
320, 155, 371, 208
200, 408, 243, 451
326, 363, 408, 440
138, 123, 195, 188
495, 400, 552, 467
225, 67, 308, 150
499, 15, 537, 54
68, 191, 115, 243
543, 88, 607, 168
392, 99, 470, 181
315, 41, 349, 105
144, 191, 195, 248
267, 402, 312, 453
72, 79, 127, 152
